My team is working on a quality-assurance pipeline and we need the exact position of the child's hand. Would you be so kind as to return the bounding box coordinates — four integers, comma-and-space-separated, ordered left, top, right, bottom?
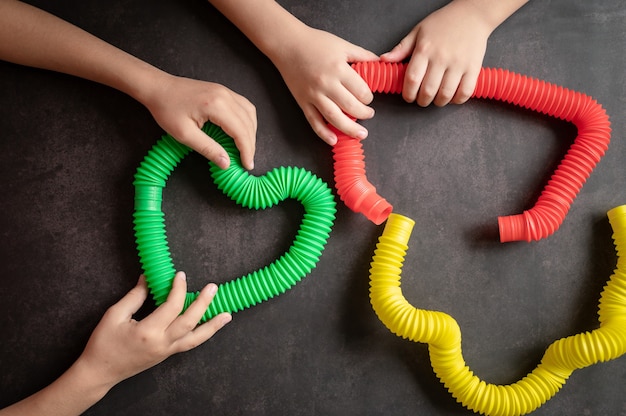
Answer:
0, 273, 230, 415
77, 273, 231, 390
381, 1, 490, 107
271, 26, 379, 145
144, 75, 257, 170
0, 1, 256, 170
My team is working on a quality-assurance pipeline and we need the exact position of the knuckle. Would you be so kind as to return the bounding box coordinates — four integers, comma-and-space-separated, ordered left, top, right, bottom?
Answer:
455, 86, 475, 103
419, 85, 438, 105
135, 327, 157, 345
404, 71, 423, 89
413, 39, 431, 55
205, 88, 230, 109
245, 99, 256, 113
180, 320, 197, 334
435, 89, 455, 106
309, 72, 329, 89
317, 101, 338, 122
356, 88, 374, 104
196, 143, 218, 160
324, 110, 345, 127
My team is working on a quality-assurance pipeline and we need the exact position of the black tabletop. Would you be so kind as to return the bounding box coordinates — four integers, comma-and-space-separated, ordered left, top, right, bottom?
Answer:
1, 1, 625, 415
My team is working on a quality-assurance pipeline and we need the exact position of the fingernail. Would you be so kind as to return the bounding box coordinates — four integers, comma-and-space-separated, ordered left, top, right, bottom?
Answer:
356, 129, 368, 140
217, 155, 230, 169
208, 283, 218, 296
178, 271, 187, 281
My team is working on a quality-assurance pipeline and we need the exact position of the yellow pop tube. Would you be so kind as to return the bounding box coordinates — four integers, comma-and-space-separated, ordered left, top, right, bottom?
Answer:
369, 210, 626, 416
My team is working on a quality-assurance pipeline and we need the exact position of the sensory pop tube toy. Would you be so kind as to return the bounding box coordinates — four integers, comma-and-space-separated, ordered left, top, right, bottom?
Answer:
369, 209, 626, 416
133, 123, 336, 322
332, 62, 611, 242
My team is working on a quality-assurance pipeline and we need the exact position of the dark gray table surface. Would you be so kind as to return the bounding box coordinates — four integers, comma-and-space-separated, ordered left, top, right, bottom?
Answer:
1, 1, 625, 415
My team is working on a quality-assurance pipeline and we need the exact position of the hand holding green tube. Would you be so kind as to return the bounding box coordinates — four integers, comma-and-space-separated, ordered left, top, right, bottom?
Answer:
133, 122, 336, 323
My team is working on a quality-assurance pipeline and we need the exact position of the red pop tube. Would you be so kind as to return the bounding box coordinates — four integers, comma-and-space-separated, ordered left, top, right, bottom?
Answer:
331, 125, 393, 225
333, 61, 611, 241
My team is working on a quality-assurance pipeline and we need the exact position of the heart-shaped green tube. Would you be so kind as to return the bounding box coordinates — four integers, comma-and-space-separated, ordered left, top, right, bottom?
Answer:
133, 123, 336, 322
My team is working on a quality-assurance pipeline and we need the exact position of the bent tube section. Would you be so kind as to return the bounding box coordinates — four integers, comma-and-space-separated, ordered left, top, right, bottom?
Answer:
369, 210, 626, 416
335, 62, 611, 241
331, 124, 393, 225
134, 123, 336, 322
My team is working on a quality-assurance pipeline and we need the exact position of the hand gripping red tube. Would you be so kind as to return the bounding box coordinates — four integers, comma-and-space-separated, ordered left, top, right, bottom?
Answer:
329, 63, 406, 225
332, 62, 611, 241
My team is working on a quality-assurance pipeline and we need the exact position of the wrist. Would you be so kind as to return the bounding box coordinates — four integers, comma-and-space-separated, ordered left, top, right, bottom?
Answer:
67, 356, 117, 402
116, 61, 172, 111
210, 0, 309, 66
257, 10, 310, 64
264, 21, 312, 68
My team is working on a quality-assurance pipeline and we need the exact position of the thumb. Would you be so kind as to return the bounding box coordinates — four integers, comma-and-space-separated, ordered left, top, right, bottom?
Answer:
346, 45, 380, 63
380, 33, 416, 62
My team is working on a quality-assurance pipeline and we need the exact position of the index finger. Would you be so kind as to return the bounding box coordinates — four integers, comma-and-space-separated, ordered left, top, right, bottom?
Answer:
209, 98, 257, 170
143, 271, 188, 327
105, 275, 149, 321
342, 66, 374, 107
403, 54, 428, 104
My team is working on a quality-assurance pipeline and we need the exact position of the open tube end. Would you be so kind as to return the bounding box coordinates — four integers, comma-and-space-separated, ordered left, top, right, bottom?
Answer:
367, 201, 393, 226
383, 213, 415, 242
498, 213, 529, 243
353, 187, 392, 225
608, 205, 626, 225
340, 179, 392, 225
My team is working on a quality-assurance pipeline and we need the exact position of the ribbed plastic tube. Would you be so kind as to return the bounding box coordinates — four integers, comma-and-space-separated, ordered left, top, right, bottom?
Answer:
134, 123, 336, 322
333, 62, 611, 241
331, 125, 393, 225
369, 210, 626, 416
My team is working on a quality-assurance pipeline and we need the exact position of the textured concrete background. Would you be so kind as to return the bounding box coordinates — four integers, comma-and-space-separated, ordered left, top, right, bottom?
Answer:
1, 1, 625, 415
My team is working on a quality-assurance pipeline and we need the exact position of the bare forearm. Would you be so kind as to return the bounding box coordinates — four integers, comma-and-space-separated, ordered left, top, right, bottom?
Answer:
208, 0, 379, 143
0, 358, 113, 416
450, 0, 529, 32
0, 0, 166, 106
207, 0, 307, 63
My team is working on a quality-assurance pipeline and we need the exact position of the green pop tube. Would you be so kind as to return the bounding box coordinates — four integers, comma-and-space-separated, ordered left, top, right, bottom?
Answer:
133, 123, 336, 322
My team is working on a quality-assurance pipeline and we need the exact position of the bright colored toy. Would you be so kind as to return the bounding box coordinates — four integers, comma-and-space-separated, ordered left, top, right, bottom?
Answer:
133, 122, 336, 322
333, 62, 611, 243
130, 60, 618, 415
369, 209, 626, 416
